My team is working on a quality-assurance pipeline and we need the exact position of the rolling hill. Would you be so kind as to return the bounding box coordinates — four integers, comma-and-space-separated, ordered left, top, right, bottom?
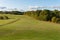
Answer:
0, 14, 60, 40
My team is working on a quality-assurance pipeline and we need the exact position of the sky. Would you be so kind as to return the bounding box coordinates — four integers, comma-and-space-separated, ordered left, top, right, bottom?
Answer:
0, 0, 60, 11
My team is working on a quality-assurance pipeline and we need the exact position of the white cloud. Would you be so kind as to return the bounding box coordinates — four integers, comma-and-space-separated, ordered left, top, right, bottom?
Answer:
28, 6, 39, 9
27, 6, 40, 11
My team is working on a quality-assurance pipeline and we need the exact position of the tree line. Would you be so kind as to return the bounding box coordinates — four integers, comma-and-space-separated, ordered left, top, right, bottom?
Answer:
0, 11, 24, 20
25, 9, 60, 23
0, 10, 60, 23
0, 11, 24, 15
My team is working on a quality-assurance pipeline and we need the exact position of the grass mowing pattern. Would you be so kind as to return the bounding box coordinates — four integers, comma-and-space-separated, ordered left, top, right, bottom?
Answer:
0, 14, 60, 40
0, 18, 20, 26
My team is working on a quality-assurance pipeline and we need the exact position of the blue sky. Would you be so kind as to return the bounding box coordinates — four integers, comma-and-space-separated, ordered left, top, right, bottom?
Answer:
0, 0, 60, 11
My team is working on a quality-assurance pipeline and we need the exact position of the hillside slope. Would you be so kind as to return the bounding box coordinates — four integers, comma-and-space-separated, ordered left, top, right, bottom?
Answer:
0, 15, 60, 40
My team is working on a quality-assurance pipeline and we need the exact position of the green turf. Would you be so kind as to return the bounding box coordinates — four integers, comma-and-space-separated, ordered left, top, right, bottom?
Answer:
0, 14, 60, 40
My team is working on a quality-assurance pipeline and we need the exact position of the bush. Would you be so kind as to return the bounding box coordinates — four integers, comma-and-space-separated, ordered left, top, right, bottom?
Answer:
51, 17, 57, 23
4, 16, 9, 19
0, 16, 9, 20
0, 16, 4, 19
56, 18, 60, 23
39, 15, 48, 21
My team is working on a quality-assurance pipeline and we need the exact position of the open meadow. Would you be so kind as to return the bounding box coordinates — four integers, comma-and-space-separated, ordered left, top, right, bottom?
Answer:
0, 14, 60, 40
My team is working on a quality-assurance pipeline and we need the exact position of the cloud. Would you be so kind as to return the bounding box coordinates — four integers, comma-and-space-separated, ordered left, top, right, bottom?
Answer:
29, 6, 39, 9
27, 6, 40, 11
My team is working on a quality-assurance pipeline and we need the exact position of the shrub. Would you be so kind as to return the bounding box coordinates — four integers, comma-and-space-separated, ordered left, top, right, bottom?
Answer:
56, 18, 60, 23
0, 16, 4, 19
4, 16, 9, 19
0, 16, 9, 20
51, 17, 57, 23
39, 15, 48, 21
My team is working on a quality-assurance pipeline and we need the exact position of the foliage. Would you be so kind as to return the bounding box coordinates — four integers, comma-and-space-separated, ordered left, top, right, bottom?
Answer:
25, 9, 60, 23
0, 11, 24, 15
51, 17, 57, 23
0, 9, 60, 23
0, 16, 9, 20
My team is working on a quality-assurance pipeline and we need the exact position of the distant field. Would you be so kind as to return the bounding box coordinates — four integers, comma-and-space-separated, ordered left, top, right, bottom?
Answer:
0, 14, 60, 40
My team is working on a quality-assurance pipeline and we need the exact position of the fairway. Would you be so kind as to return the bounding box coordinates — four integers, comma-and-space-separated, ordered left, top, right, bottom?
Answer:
0, 14, 60, 40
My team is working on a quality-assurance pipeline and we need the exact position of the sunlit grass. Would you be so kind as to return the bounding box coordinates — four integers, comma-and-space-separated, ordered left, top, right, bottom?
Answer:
0, 14, 60, 40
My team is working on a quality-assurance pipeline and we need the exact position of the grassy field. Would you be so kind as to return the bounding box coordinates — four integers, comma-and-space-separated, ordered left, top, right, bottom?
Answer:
0, 14, 60, 40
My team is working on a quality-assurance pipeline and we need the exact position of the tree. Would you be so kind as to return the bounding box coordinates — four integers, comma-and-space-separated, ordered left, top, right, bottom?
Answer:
39, 9, 50, 21
24, 9, 60, 23
53, 10, 59, 17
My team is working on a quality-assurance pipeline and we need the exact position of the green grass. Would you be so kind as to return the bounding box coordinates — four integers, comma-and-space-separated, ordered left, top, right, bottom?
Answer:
0, 14, 60, 40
